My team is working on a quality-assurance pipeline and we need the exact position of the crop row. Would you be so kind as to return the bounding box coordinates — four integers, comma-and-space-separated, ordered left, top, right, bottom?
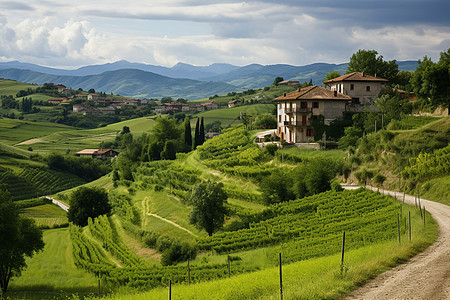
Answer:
88, 215, 145, 268
198, 189, 399, 254
70, 223, 256, 289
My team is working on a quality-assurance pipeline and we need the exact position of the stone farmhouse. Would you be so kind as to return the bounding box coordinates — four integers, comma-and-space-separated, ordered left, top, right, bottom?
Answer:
323, 72, 388, 111
274, 86, 351, 143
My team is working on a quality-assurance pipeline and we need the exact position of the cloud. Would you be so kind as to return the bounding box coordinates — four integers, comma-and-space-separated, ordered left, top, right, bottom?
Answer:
0, 1, 450, 68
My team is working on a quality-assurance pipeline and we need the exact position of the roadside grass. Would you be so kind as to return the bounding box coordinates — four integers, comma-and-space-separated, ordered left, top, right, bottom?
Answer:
419, 175, 450, 206
6, 228, 102, 300
20, 204, 68, 228
93, 202, 437, 300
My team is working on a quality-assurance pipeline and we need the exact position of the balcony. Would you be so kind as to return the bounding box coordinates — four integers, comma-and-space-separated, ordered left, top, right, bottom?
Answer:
285, 107, 312, 114
283, 120, 311, 126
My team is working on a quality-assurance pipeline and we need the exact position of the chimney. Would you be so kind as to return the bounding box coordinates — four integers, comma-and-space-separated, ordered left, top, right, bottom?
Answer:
362, 72, 365, 77
298, 88, 301, 92
283, 92, 286, 97
374, 73, 377, 77
333, 90, 337, 97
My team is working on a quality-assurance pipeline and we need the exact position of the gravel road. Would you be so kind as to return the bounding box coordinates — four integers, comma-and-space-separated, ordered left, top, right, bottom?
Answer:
342, 186, 450, 300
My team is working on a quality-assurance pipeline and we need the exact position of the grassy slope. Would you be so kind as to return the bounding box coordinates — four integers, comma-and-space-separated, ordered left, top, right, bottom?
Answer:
20, 204, 68, 228
358, 116, 449, 205
0, 79, 39, 96
191, 103, 275, 128
7, 228, 99, 299
96, 204, 437, 300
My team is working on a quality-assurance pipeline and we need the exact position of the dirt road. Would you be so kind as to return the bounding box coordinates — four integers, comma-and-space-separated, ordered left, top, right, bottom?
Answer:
342, 186, 450, 300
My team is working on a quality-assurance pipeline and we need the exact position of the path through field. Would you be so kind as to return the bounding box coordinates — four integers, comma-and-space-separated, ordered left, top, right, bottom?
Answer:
342, 185, 450, 300
147, 213, 198, 237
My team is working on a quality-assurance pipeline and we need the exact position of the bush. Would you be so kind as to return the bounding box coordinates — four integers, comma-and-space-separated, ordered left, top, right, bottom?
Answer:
264, 143, 278, 156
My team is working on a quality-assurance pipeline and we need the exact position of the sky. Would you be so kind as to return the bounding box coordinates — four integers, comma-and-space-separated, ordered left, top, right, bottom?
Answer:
0, 0, 449, 69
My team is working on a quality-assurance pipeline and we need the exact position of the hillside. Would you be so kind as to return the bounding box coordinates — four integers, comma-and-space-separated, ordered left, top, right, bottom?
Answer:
0, 60, 419, 97
0, 68, 239, 100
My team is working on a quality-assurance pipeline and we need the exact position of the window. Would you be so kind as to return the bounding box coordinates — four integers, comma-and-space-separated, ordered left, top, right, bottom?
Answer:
366, 85, 371, 92
350, 84, 354, 90
300, 102, 307, 109
278, 115, 281, 122
313, 102, 319, 108
306, 128, 314, 137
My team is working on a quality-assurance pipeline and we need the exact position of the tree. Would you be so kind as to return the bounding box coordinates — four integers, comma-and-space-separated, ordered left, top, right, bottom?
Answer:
161, 140, 177, 160
411, 49, 450, 108
273, 76, 284, 86
199, 117, 205, 146
194, 118, 200, 150
261, 170, 295, 205
184, 118, 192, 152
0, 190, 44, 294
68, 187, 111, 226
254, 114, 277, 129
188, 181, 228, 236
324, 71, 341, 82
347, 49, 399, 82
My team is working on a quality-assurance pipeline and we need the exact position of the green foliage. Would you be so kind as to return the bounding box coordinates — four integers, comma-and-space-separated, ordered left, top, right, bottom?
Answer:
0, 190, 44, 293
347, 49, 399, 82
264, 143, 278, 156
273, 76, 284, 86
198, 189, 399, 255
261, 170, 294, 205
183, 118, 192, 151
253, 114, 277, 129
68, 187, 111, 226
323, 71, 341, 82
403, 145, 450, 181
161, 242, 197, 266
411, 48, 450, 109
188, 181, 228, 236
47, 153, 112, 181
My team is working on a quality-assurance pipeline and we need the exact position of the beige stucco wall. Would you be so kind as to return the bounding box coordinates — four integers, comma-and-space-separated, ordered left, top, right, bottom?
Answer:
328, 82, 384, 104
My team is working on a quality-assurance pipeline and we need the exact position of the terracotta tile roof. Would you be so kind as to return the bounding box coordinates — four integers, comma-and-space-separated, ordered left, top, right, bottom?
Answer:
323, 72, 388, 84
273, 85, 351, 101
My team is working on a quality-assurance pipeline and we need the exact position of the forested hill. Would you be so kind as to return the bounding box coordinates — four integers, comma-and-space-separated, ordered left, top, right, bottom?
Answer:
0, 60, 418, 98
0, 68, 238, 100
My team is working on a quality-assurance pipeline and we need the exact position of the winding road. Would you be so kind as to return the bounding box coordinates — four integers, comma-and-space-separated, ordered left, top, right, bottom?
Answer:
342, 185, 450, 300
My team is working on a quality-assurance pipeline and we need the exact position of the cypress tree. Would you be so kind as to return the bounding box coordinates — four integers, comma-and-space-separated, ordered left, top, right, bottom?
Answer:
200, 117, 205, 145
184, 118, 192, 151
194, 118, 200, 149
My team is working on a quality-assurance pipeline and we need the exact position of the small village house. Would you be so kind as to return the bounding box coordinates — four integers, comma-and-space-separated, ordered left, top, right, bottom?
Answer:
323, 72, 388, 111
76, 148, 119, 159
274, 85, 351, 143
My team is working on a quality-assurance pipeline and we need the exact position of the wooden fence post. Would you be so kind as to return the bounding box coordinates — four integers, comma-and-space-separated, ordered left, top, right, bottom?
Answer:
340, 231, 346, 275
279, 253, 283, 300
98, 278, 101, 298
423, 206, 426, 227
397, 213, 401, 244
409, 211, 411, 241
168, 280, 171, 300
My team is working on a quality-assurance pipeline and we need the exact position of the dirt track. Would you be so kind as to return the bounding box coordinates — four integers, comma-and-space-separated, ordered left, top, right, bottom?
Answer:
343, 186, 450, 300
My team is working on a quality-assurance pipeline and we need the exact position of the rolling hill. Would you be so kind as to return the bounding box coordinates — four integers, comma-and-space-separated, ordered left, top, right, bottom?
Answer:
0, 60, 418, 98
0, 68, 238, 100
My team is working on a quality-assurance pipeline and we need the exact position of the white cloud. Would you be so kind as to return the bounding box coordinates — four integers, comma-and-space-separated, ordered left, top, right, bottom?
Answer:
0, 1, 449, 68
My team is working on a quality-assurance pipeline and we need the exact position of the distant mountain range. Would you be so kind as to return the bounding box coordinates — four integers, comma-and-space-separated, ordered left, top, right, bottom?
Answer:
0, 60, 418, 99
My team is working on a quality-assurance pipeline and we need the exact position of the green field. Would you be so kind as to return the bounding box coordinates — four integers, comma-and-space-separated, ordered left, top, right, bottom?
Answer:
20, 204, 68, 228
0, 79, 40, 96
192, 104, 275, 128
7, 228, 101, 299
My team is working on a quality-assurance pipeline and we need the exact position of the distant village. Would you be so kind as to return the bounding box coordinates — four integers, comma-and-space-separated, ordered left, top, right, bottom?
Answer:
46, 83, 221, 115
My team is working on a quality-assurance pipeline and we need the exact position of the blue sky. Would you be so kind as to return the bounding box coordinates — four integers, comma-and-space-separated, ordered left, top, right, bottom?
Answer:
0, 0, 449, 69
